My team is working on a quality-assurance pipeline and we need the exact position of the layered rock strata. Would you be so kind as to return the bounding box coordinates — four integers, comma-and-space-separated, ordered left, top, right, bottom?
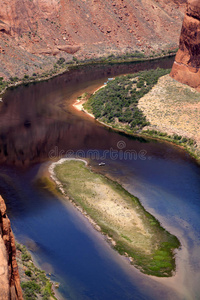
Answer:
0, 196, 23, 300
170, 0, 200, 91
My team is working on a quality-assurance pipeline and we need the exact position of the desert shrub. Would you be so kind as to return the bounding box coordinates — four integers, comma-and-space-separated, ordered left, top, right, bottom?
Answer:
173, 134, 182, 140
181, 137, 188, 143
25, 270, 32, 277
21, 246, 31, 262
56, 57, 65, 65
21, 281, 41, 299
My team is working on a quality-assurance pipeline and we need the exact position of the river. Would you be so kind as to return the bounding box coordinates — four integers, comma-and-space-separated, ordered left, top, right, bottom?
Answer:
0, 58, 200, 300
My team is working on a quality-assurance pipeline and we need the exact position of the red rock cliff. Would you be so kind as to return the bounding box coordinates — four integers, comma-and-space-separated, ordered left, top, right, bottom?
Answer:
170, 0, 200, 91
0, 0, 186, 79
0, 196, 23, 300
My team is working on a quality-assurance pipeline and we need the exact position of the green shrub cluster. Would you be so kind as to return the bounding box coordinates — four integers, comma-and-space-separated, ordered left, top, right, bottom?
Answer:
85, 68, 170, 130
143, 129, 197, 147
56, 57, 65, 65
9, 76, 19, 82
16, 243, 56, 300
0, 77, 8, 92
21, 281, 41, 300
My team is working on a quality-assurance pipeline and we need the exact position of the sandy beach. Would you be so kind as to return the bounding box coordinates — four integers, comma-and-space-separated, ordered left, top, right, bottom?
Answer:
72, 84, 106, 117
72, 99, 95, 118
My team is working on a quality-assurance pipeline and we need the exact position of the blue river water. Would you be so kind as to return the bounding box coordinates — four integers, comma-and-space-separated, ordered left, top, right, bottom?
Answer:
0, 59, 200, 300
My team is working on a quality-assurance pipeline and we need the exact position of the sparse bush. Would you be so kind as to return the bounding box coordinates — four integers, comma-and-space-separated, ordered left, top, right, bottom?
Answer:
73, 56, 78, 62
21, 246, 31, 262
25, 270, 32, 277
16, 243, 55, 300
21, 281, 41, 299
9, 76, 19, 82
188, 138, 195, 146
181, 137, 188, 143
56, 57, 65, 65
173, 134, 182, 140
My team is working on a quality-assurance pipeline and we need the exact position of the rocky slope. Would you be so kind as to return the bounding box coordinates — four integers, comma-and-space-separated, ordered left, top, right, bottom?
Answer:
0, 0, 186, 79
0, 196, 23, 300
170, 0, 200, 91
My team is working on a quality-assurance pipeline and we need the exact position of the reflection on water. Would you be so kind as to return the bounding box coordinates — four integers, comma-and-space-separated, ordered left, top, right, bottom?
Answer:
0, 57, 200, 299
0, 58, 174, 166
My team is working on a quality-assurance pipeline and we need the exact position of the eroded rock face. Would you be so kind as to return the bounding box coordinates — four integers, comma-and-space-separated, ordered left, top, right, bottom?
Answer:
170, 0, 200, 91
0, 196, 23, 300
0, 0, 186, 79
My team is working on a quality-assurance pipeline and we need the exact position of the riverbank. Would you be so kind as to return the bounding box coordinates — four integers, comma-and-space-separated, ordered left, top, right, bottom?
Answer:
72, 85, 107, 117
73, 94, 95, 119
49, 158, 180, 278
16, 242, 58, 300
75, 72, 200, 163
0, 52, 176, 99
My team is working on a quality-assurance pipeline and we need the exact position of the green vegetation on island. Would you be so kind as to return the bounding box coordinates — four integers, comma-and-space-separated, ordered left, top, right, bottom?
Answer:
83, 68, 170, 131
53, 160, 180, 277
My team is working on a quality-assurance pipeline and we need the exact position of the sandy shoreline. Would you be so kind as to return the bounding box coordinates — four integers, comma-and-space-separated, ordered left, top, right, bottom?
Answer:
72, 84, 106, 117
49, 158, 117, 246
72, 99, 95, 118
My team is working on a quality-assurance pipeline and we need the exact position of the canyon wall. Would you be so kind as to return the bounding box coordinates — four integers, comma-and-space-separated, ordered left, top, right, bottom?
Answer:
0, 0, 186, 78
170, 0, 200, 91
0, 196, 23, 300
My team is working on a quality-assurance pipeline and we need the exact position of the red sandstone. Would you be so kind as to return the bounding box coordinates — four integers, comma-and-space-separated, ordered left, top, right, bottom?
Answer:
0, 0, 186, 79
170, 0, 200, 91
0, 196, 23, 300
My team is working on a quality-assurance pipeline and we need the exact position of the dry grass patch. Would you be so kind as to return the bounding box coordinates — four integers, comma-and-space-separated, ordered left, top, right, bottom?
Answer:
139, 75, 200, 157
